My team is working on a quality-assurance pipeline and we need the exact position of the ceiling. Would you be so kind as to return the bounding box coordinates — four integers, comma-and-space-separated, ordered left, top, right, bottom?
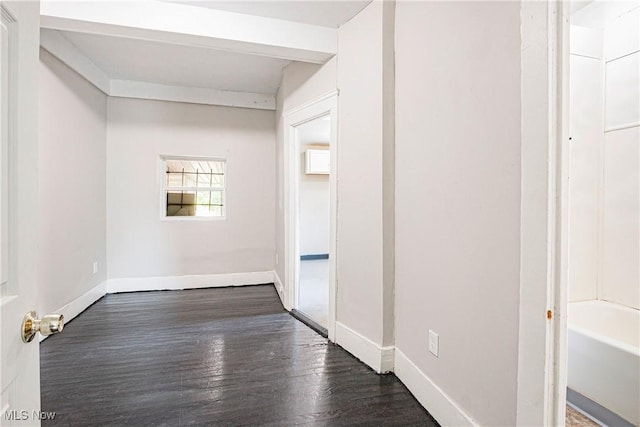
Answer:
56, 30, 290, 94
166, 0, 372, 28
571, 0, 640, 28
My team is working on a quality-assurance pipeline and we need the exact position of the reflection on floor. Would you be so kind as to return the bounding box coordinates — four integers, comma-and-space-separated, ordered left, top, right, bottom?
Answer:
40, 285, 438, 426
298, 259, 329, 328
566, 405, 601, 427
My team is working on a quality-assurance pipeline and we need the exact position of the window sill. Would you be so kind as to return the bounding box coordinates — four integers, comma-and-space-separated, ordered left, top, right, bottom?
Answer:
161, 216, 227, 222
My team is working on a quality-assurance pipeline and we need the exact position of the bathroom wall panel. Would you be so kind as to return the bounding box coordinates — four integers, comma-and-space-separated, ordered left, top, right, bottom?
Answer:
601, 127, 640, 309
568, 28, 603, 303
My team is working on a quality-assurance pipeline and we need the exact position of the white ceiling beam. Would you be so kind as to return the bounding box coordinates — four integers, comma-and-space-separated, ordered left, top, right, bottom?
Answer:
40, 0, 337, 64
40, 29, 276, 110
40, 28, 110, 93
109, 80, 276, 110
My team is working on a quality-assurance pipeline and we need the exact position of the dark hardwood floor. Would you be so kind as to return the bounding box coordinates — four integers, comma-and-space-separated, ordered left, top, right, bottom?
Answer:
40, 285, 438, 426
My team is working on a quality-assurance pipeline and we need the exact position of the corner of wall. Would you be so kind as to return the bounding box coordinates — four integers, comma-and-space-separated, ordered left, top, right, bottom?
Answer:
272, 270, 286, 308
39, 49, 108, 318
40, 281, 108, 343
334, 321, 393, 374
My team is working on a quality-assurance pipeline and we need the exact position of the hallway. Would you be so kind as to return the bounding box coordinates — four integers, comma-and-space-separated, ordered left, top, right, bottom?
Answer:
40, 285, 438, 426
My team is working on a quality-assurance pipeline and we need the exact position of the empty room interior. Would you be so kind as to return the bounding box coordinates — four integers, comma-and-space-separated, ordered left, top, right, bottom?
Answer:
1, 0, 639, 426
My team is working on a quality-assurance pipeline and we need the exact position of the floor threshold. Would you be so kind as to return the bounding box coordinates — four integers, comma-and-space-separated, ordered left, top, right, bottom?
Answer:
289, 309, 328, 338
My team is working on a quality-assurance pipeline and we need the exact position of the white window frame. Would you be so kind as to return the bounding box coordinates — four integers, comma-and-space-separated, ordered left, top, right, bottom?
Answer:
159, 155, 227, 221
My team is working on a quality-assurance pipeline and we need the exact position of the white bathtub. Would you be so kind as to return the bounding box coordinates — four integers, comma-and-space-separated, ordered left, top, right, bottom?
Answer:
568, 300, 640, 426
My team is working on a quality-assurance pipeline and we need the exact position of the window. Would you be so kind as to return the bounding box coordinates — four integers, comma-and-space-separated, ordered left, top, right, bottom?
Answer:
162, 157, 226, 218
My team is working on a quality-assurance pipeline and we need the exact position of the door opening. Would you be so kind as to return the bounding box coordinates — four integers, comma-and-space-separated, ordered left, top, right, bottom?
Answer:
294, 116, 331, 334
283, 91, 338, 341
564, 2, 640, 426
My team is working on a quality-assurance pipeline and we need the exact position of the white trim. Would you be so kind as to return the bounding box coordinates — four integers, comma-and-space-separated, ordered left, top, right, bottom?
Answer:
380, 346, 395, 374
40, 29, 110, 94
39, 1, 336, 63
39, 281, 108, 342
605, 49, 640, 64
273, 270, 285, 306
161, 216, 226, 223
283, 90, 339, 119
517, 2, 565, 425
604, 122, 640, 133
552, 3, 572, 426
0, 4, 18, 298
109, 80, 276, 111
107, 271, 274, 294
334, 322, 392, 374
570, 52, 601, 61
394, 348, 477, 427
283, 91, 338, 341
518, 2, 570, 426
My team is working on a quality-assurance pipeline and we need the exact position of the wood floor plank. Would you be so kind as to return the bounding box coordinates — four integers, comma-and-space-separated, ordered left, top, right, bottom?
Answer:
40, 285, 438, 426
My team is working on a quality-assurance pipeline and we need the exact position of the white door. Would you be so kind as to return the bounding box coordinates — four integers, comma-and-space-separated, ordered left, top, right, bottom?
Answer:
0, 1, 42, 425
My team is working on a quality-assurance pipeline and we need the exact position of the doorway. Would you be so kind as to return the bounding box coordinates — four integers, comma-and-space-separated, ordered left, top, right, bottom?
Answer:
295, 116, 331, 331
283, 92, 338, 341
565, 2, 639, 426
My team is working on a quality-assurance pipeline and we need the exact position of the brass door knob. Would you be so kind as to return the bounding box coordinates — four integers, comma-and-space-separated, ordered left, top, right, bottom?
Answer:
21, 311, 64, 343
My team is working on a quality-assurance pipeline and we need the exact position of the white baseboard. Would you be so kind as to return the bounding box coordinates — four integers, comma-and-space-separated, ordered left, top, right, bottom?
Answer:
334, 321, 394, 374
394, 348, 477, 426
272, 270, 285, 306
107, 271, 275, 293
40, 272, 277, 343
40, 281, 107, 342
56, 281, 107, 322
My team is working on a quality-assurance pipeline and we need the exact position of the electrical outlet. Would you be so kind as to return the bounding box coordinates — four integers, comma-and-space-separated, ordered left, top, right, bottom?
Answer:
429, 330, 439, 357
92, 262, 98, 275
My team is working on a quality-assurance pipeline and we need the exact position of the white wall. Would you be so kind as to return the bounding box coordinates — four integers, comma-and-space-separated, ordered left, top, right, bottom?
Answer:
38, 49, 107, 315
568, 25, 603, 302
298, 119, 330, 256
601, 7, 639, 309
394, 2, 521, 426
335, 0, 393, 347
106, 98, 275, 279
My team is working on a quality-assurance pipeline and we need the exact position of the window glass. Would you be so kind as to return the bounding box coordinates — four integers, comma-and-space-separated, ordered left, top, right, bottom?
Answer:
163, 158, 225, 218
